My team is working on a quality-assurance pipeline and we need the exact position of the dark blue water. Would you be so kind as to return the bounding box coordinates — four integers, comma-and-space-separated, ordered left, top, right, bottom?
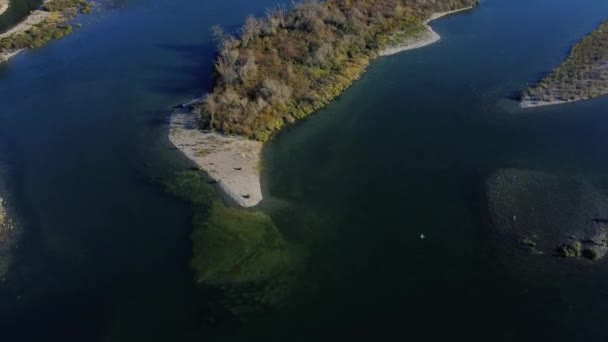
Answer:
1, 0, 608, 340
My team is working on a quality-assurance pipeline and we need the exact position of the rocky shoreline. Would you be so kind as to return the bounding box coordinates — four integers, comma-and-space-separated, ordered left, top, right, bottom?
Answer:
169, 108, 263, 207
520, 20, 608, 108
0, 0, 91, 63
0, 195, 15, 279
520, 99, 569, 108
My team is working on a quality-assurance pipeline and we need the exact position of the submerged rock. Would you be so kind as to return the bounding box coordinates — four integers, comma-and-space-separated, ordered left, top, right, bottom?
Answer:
486, 169, 608, 268
166, 171, 304, 316
191, 202, 297, 286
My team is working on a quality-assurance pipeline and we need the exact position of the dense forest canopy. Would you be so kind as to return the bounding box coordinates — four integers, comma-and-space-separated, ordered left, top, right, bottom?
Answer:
195, 0, 478, 141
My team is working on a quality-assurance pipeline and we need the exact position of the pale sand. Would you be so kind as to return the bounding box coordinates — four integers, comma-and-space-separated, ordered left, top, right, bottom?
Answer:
169, 109, 263, 207
379, 6, 475, 57
0, 0, 8, 16
0, 0, 54, 62
520, 99, 570, 108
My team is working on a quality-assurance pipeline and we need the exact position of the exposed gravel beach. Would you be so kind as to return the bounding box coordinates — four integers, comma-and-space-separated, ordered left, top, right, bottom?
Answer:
379, 7, 474, 56
520, 99, 569, 108
169, 109, 263, 207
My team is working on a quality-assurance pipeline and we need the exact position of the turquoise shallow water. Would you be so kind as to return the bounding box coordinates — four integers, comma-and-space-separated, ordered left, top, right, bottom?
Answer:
1, 0, 608, 340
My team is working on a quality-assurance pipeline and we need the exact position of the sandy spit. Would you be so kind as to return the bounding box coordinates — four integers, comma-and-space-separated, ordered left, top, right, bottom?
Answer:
379, 6, 475, 57
169, 109, 263, 207
520, 99, 571, 108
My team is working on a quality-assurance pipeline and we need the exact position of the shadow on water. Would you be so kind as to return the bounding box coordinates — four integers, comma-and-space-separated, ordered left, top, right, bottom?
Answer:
146, 43, 216, 96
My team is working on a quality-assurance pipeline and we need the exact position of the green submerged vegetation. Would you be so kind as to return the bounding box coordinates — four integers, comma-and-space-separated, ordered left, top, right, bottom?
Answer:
166, 171, 303, 313
522, 20, 608, 105
195, 0, 478, 141
0, 0, 90, 55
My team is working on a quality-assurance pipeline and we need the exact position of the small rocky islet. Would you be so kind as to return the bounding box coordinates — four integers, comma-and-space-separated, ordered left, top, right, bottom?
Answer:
486, 169, 608, 271
0, 0, 92, 62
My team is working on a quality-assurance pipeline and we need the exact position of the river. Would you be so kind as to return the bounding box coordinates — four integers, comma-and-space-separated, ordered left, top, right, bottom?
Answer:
1, 0, 608, 340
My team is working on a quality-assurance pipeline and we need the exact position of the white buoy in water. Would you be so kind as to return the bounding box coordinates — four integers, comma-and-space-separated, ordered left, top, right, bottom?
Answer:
420, 233, 425, 240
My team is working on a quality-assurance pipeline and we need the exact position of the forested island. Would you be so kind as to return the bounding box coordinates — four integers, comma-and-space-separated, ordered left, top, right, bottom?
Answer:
170, 0, 478, 209
0, 0, 91, 62
194, 0, 478, 141
521, 20, 608, 108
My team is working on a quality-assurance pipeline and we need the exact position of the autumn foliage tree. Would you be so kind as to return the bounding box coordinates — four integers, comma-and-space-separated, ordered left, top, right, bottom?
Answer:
194, 0, 478, 141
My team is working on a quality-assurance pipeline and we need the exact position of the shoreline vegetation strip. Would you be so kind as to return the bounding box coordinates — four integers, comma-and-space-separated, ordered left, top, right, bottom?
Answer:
194, 0, 479, 141
0, 0, 91, 62
521, 20, 608, 108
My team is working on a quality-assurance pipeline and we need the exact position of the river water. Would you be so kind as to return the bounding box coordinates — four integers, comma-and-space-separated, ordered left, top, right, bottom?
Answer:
1, 0, 608, 341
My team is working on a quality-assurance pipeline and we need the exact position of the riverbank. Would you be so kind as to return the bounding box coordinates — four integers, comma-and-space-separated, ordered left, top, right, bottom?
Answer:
169, 108, 263, 207
521, 20, 608, 108
0, 0, 90, 63
379, 6, 475, 56
520, 99, 569, 108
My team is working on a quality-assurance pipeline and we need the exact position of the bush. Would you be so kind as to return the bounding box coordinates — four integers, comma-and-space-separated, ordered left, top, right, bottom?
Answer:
196, 0, 479, 141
